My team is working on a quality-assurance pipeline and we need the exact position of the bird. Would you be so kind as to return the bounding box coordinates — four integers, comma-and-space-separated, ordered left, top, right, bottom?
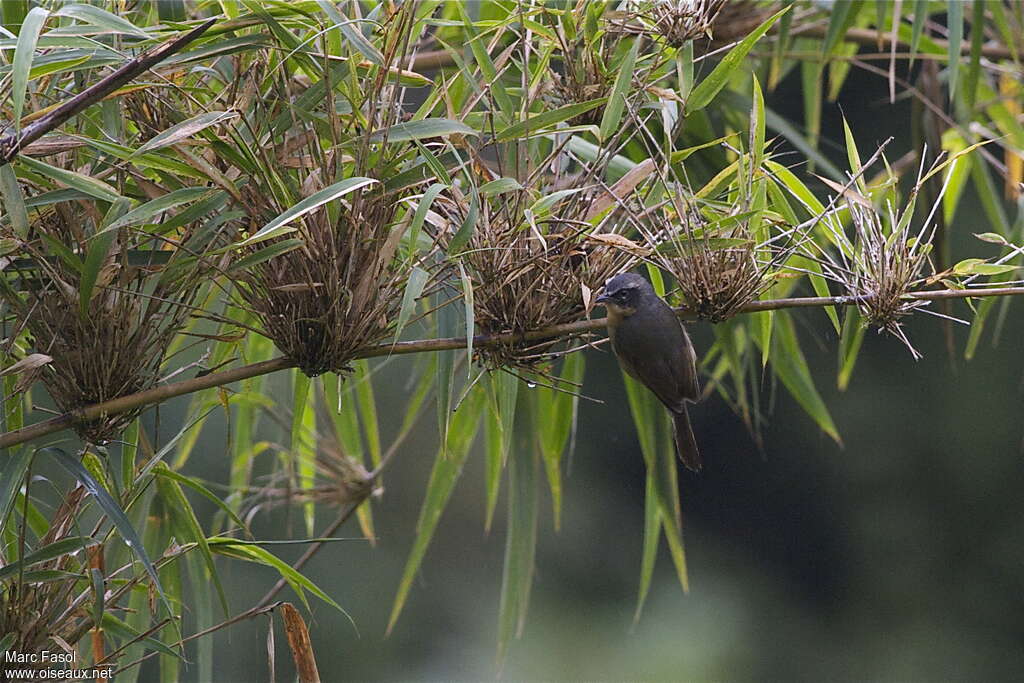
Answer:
596, 272, 702, 471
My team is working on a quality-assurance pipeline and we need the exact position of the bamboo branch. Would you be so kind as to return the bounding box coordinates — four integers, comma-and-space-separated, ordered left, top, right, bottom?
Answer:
0, 19, 216, 165
4, 286, 1024, 450
790, 23, 1014, 61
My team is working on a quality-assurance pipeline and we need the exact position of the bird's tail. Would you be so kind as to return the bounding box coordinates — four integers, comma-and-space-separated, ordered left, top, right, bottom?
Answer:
672, 407, 702, 472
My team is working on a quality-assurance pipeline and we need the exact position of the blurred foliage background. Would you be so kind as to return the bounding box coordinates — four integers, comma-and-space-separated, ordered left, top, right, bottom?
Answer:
1, 1, 1023, 681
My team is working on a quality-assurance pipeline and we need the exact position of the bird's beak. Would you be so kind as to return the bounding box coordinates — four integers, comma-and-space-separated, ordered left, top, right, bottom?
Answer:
595, 293, 610, 304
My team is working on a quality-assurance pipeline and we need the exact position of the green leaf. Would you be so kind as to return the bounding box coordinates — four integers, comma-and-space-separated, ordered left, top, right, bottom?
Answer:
47, 448, 176, 623
909, 0, 929, 65
634, 471, 661, 622
0, 536, 100, 581
152, 466, 248, 538
102, 188, 212, 233
766, 313, 841, 443
315, 0, 383, 65
687, 6, 789, 113
953, 259, 1018, 276
369, 118, 478, 144
599, 39, 639, 142
485, 370, 519, 531
479, 177, 523, 195
837, 306, 866, 391
227, 238, 304, 272
621, 373, 689, 595
208, 538, 345, 614
458, 261, 475, 373
406, 183, 446, 259
0, 447, 31, 529
435, 298, 459, 456
80, 212, 120, 319
0, 164, 29, 237
495, 98, 606, 142
448, 190, 478, 254
291, 371, 315, 535
18, 155, 122, 202
497, 419, 539, 663
387, 384, 485, 634
965, 0, 985, 108
54, 4, 152, 38
393, 266, 430, 345
241, 177, 379, 245
153, 463, 229, 618
533, 353, 584, 531
101, 613, 179, 659
821, 0, 863, 58
134, 111, 237, 156
10, 6, 48, 131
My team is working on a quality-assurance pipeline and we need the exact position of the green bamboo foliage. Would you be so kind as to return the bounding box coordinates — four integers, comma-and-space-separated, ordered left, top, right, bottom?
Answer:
0, 0, 1021, 671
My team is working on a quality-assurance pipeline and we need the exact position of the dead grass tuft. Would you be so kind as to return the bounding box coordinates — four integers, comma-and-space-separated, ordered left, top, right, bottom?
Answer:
5, 201, 223, 443
235, 189, 415, 377
437, 180, 638, 370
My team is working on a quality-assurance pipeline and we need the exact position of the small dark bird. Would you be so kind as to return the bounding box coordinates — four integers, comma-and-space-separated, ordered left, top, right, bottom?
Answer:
596, 273, 702, 471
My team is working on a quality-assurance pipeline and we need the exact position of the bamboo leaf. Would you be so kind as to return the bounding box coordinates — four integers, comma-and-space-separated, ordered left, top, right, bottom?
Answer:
909, 0, 929, 65
240, 177, 379, 245
766, 313, 841, 443
0, 536, 100, 581
47, 448, 177, 623
533, 353, 584, 531
496, 98, 606, 142
837, 306, 866, 391
599, 39, 640, 142
448, 190, 478, 254
18, 155, 122, 202
101, 613, 179, 659
393, 266, 429, 345
458, 261, 475, 374
227, 239, 304, 273
54, 4, 152, 38
387, 385, 485, 634
369, 118, 477, 144
291, 371, 315, 536
152, 466, 248, 537
497, 417, 539, 663
10, 7, 48, 131
687, 6, 788, 113
134, 111, 238, 156
0, 164, 29, 237
479, 177, 523, 195
633, 471, 661, 623
102, 188, 212, 233
406, 183, 446, 260
79, 214, 120, 319
353, 360, 381, 467
0, 447, 31, 529
208, 538, 346, 614
154, 464, 229, 617
821, 0, 863, 58
315, 1, 383, 65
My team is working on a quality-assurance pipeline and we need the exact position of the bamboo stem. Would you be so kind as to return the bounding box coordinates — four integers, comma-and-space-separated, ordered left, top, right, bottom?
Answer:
3, 286, 1024, 450
0, 19, 216, 165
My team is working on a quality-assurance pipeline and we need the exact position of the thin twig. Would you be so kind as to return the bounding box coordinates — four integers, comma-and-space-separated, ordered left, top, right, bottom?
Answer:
4, 287, 1024, 450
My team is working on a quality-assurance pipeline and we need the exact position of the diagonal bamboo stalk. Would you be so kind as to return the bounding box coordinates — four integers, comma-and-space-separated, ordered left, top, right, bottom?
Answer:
0, 19, 216, 165
3, 286, 1024, 450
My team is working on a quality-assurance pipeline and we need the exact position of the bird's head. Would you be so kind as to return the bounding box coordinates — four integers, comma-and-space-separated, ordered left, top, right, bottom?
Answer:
596, 272, 652, 322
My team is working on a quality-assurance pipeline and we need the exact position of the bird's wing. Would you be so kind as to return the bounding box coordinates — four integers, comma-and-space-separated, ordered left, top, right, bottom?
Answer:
676, 326, 700, 402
